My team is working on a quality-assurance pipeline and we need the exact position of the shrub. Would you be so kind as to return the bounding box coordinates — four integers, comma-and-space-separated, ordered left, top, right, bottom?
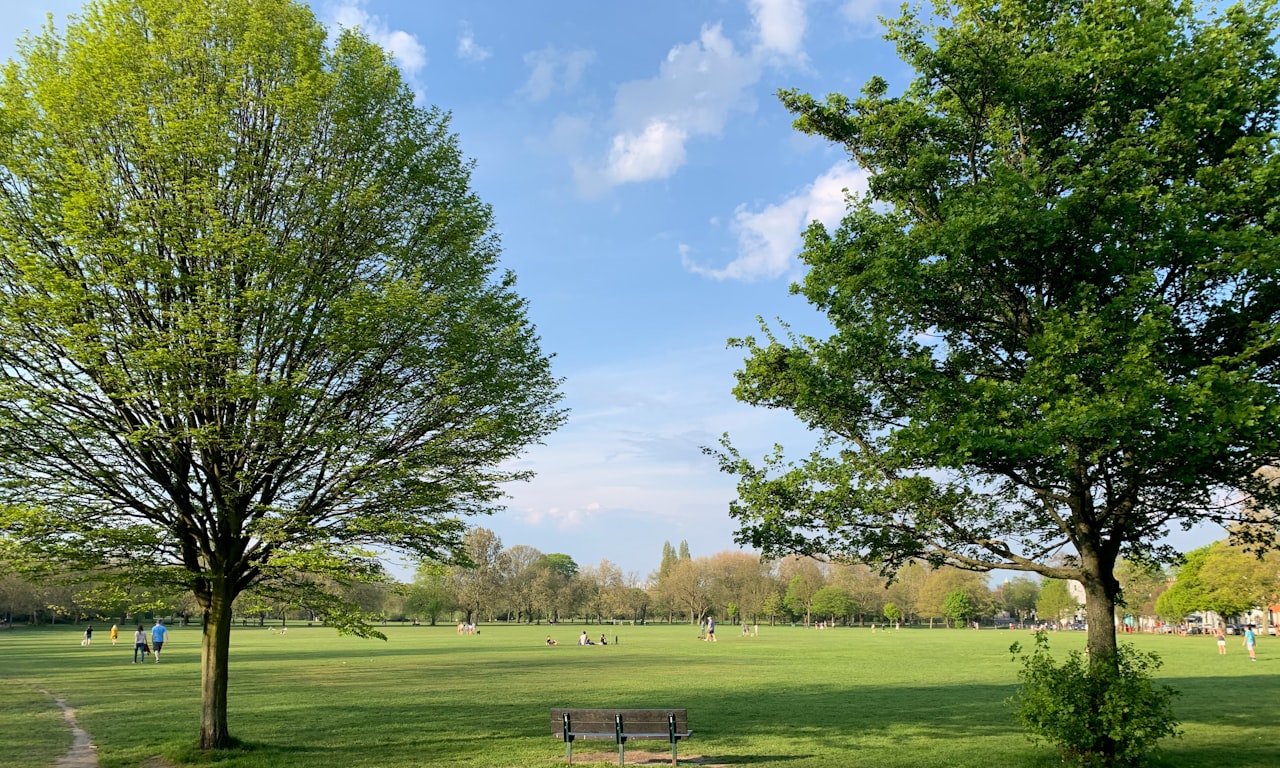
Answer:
1009, 632, 1180, 767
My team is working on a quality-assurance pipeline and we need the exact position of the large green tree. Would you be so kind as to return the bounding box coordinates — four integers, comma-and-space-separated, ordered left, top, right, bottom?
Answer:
0, 0, 563, 750
716, 0, 1280, 669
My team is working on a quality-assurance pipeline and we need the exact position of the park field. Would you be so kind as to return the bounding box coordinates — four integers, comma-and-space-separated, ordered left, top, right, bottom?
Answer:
0, 622, 1276, 768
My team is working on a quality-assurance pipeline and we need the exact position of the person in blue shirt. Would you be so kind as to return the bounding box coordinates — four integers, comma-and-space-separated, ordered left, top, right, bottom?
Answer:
1242, 625, 1257, 662
151, 619, 168, 663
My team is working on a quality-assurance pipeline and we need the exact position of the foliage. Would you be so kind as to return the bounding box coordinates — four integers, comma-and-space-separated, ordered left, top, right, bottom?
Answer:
1153, 547, 1211, 620
1113, 559, 1169, 619
713, 0, 1280, 675
942, 590, 974, 627
0, 0, 563, 749
783, 573, 819, 624
882, 601, 902, 623
810, 585, 855, 622
1009, 632, 1180, 767
1196, 542, 1280, 619
405, 562, 453, 625
996, 577, 1041, 621
538, 554, 580, 579
1035, 579, 1080, 625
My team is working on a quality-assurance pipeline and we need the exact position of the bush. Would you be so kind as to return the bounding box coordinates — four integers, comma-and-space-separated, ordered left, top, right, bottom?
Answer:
1009, 632, 1180, 767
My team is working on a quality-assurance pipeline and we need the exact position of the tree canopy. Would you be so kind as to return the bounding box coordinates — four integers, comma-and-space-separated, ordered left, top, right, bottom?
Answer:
715, 0, 1280, 665
0, 0, 563, 750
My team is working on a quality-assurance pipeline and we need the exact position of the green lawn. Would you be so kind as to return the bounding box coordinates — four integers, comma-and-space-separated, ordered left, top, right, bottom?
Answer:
0, 623, 1275, 767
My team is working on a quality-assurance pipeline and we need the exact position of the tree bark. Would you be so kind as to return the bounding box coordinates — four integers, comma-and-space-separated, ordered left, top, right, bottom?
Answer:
1080, 553, 1120, 664
199, 581, 235, 750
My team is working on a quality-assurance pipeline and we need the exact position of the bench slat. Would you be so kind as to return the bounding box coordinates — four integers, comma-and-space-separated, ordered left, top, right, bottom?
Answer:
551, 708, 687, 734
552, 709, 690, 766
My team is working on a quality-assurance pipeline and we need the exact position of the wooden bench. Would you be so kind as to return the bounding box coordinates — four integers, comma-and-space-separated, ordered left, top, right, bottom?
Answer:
551, 708, 691, 766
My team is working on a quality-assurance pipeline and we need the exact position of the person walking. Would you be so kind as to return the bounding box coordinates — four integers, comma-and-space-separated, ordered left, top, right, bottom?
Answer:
1215, 625, 1227, 656
151, 619, 168, 662
706, 617, 716, 642
110, 624, 119, 646
133, 625, 147, 663
81, 625, 93, 646
1243, 625, 1257, 662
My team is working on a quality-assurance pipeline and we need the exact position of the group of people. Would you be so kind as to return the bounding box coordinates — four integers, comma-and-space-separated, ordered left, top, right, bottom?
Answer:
1214, 624, 1259, 661
133, 620, 168, 663
80, 619, 169, 662
542, 632, 613, 646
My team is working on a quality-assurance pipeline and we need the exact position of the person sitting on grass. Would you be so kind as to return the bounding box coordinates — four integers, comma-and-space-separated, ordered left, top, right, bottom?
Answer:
546, 635, 558, 646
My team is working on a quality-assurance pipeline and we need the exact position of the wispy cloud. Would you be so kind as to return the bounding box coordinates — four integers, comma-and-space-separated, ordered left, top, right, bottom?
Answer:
841, 0, 896, 35
522, 46, 595, 102
324, 1, 427, 89
456, 22, 491, 63
683, 162, 868, 281
575, 24, 760, 194
497, 346, 810, 570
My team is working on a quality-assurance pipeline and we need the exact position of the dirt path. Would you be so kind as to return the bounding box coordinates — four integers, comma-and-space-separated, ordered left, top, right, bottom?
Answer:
38, 690, 99, 768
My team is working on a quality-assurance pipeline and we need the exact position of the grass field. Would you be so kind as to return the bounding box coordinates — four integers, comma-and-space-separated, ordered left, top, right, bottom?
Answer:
0, 622, 1276, 768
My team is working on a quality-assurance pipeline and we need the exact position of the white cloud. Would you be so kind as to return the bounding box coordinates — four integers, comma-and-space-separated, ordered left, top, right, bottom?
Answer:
841, 0, 895, 35
577, 24, 760, 193
750, 0, 808, 59
684, 162, 868, 281
604, 120, 689, 185
522, 47, 595, 102
456, 23, 491, 63
325, 1, 427, 76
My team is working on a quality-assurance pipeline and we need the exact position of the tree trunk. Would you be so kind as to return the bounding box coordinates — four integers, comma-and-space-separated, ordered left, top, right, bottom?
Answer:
199, 582, 235, 750
1080, 556, 1120, 664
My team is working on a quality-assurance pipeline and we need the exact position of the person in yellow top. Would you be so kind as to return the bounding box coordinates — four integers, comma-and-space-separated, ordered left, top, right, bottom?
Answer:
110, 624, 119, 645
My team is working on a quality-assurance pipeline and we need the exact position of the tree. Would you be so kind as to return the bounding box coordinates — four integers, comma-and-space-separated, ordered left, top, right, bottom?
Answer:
715, 0, 1280, 673
779, 556, 825, 625
662, 557, 711, 624
1114, 558, 1169, 622
706, 551, 774, 624
540, 554, 580, 579
1037, 579, 1080, 626
405, 563, 453, 626
452, 529, 510, 623
761, 589, 786, 625
830, 562, 888, 625
917, 566, 989, 627
1153, 546, 1212, 622
0, 0, 563, 750
942, 591, 975, 628
810, 585, 855, 624
996, 577, 1041, 623
500, 545, 545, 623
1198, 541, 1278, 623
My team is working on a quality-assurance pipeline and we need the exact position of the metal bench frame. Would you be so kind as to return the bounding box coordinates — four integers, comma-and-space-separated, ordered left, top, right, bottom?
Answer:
551, 708, 691, 766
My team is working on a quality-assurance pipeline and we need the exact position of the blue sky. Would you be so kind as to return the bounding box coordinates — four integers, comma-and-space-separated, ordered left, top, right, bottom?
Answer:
1, 0, 1221, 583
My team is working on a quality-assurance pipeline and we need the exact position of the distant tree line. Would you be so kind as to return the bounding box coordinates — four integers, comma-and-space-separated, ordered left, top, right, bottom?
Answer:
5, 530, 1275, 631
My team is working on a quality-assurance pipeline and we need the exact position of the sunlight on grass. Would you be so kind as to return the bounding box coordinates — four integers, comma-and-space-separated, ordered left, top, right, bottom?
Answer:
1, 623, 1276, 767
